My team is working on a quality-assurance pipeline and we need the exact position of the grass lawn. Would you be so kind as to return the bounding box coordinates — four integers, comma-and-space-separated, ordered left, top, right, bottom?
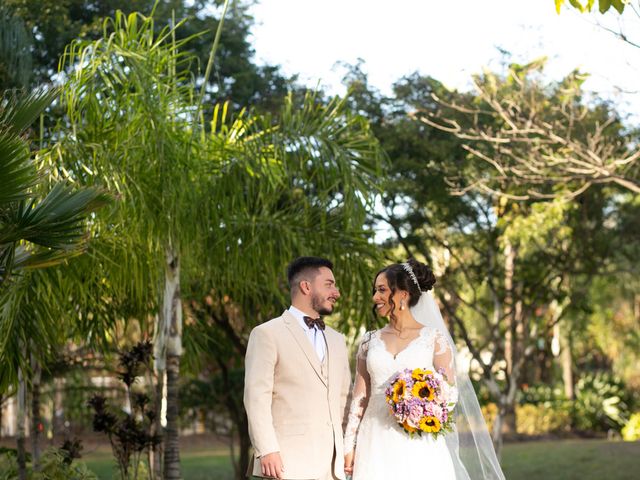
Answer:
502, 439, 640, 480
82, 447, 233, 479
82, 439, 640, 479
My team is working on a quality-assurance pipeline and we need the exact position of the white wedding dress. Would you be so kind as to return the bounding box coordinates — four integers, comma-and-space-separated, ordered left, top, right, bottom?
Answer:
344, 327, 457, 480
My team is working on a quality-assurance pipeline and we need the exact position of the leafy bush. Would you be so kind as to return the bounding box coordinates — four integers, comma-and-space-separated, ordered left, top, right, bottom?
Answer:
482, 402, 571, 436
0, 448, 97, 480
622, 413, 640, 441
519, 383, 567, 406
573, 371, 631, 432
0, 452, 18, 480
88, 341, 160, 480
516, 403, 571, 435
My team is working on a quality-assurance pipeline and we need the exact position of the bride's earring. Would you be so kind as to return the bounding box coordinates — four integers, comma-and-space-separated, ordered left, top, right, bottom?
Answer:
400, 299, 405, 310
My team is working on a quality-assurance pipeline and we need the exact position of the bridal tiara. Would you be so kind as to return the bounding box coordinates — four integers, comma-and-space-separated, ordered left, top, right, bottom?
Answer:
401, 262, 420, 289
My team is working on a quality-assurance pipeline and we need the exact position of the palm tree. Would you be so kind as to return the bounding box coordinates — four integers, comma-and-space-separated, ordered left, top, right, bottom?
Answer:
0, 87, 109, 383
0, 88, 109, 478
57, 9, 384, 479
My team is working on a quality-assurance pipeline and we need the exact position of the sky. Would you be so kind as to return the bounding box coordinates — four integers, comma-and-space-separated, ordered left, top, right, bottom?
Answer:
248, 0, 640, 123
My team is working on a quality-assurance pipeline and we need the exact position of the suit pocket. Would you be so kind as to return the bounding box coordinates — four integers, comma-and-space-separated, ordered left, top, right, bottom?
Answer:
276, 423, 308, 436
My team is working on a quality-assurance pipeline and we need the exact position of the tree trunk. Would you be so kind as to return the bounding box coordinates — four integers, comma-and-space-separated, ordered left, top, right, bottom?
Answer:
502, 241, 519, 435
560, 328, 574, 400
491, 403, 503, 459
161, 247, 183, 480
500, 401, 517, 436
164, 355, 181, 480
17, 366, 27, 480
504, 242, 515, 377
52, 377, 64, 438
151, 369, 165, 480
30, 352, 42, 471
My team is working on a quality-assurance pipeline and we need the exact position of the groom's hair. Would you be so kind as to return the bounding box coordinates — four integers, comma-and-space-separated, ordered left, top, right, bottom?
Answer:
287, 256, 334, 293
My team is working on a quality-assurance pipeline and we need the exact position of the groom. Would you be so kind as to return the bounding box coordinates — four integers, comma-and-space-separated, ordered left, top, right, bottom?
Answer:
243, 256, 351, 480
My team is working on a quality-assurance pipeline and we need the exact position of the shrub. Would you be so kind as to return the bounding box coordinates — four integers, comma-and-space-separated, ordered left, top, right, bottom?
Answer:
519, 383, 567, 406
480, 402, 571, 436
0, 448, 97, 480
622, 413, 640, 441
573, 371, 631, 432
516, 403, 571, 435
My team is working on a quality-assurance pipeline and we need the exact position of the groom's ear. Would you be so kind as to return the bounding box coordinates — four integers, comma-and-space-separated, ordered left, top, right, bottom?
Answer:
298, 279, 312, 296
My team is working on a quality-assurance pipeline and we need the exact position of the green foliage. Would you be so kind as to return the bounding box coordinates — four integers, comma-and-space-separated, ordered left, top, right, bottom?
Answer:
88, 342, 159, 480
2, 0, 292, 109
0, 5, 32, 88
519, 383, 568, 406
482, 401, 572, 435
517, 403, 572, 435
622, 412, 640, 441
555, 0, 629, 14
0, 87, 109, 393
573, 371, 631, 431
0, 448, 97, 480
501, 199, 576, 256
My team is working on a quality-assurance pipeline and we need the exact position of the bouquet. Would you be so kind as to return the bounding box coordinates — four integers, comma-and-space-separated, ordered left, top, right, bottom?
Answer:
384, 367, 456, 438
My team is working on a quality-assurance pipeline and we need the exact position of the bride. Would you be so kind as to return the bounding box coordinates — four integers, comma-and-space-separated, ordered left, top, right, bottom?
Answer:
343, 259, 505, 479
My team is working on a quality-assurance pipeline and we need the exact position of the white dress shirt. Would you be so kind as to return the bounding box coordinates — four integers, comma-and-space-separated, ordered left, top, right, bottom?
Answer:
288, 305, 326, 361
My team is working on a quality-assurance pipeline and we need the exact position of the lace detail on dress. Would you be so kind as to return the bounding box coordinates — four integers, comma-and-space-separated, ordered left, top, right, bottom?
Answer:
343, 332, 373, 454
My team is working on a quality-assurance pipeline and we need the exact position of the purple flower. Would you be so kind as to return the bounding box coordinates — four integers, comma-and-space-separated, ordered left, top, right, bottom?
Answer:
407, 403, 424, 427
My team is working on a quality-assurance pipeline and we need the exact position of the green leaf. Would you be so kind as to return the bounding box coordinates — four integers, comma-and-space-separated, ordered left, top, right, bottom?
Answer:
610, 0, 627, 14
598, 0, 612, 13
0, 88, 58, 135
569, 0, 586, 12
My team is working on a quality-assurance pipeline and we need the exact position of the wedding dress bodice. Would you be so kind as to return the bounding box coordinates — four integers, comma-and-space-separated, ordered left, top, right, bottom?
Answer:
343, 327, 457, 480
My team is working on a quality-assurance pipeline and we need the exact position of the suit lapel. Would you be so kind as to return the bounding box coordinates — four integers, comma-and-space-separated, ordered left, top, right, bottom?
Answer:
283, 311, 328, 387
324, 330, 340, 390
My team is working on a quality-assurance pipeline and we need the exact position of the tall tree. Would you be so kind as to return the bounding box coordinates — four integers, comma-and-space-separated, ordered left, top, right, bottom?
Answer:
2, 0, 293, 110
418, 59, 639, 199
0, 88, 108, 478
56, 9, 384, 479
341, 63, 636, 452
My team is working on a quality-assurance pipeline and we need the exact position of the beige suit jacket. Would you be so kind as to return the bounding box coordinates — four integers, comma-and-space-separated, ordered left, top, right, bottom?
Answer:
243, 310, 351, 479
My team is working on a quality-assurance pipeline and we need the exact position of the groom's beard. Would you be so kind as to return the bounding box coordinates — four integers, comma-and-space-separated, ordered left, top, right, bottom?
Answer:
312, 293, 335, 316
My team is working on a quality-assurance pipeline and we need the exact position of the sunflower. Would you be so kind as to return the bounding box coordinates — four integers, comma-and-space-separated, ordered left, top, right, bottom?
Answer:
411, 368, 433, 381
392, 379, 407, 403
402, 420, 418, 434
419, 416, 441, 433
411, 381, 435, 401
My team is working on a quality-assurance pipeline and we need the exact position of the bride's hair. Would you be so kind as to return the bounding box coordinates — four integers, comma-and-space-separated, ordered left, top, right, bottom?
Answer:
372, 258, 436, 319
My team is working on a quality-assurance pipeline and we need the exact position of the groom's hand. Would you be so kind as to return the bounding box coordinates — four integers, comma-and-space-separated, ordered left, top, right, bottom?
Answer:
261, 452, 284, 479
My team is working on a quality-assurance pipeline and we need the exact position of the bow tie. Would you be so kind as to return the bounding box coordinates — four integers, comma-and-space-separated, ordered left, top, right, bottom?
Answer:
303, 316, 325, 331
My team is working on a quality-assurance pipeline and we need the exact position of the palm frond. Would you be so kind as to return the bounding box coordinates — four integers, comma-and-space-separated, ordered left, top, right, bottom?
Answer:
0, 130, 36, 204
0, 88, 58, 135
1, 183, 110, 248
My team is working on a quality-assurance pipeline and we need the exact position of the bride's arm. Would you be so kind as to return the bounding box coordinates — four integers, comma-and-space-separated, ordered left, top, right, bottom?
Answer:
433, 329, 458, 406
433, 328, 455, 382
343, 333, 372, 461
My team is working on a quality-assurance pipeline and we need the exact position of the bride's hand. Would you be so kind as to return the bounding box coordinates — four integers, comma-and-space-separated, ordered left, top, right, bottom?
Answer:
344, 451, 355, 476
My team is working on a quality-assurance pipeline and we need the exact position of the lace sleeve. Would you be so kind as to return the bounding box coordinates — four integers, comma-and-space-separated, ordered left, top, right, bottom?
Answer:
433, 328, 458, 407
343, 332, 372, 455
